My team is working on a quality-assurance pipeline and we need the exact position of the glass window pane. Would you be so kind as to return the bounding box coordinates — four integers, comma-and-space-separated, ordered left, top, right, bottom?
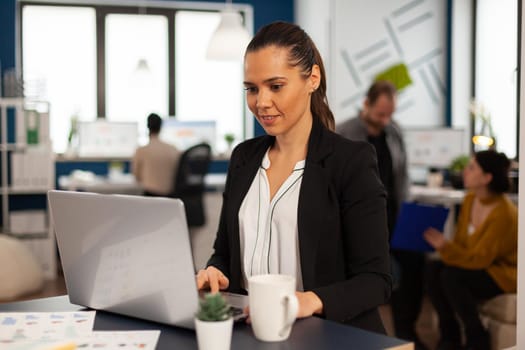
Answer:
106, 14, 169, 146
475, 0, 517, 158
22, 5, 97, 153
175, 11, 244, 154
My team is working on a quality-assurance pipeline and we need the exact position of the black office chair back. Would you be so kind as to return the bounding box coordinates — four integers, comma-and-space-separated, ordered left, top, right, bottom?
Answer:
172, 143, 211, 227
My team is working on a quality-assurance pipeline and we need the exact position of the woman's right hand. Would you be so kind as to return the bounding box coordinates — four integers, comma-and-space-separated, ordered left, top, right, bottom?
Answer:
423, 227, 447, 250
196, 266, 229, 293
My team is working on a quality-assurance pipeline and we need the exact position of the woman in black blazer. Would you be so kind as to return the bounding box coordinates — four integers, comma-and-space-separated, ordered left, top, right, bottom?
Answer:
197, 21, 391, 334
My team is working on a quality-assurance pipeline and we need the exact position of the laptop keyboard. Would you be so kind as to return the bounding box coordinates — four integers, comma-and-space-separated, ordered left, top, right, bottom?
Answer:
230, 305, 247, 322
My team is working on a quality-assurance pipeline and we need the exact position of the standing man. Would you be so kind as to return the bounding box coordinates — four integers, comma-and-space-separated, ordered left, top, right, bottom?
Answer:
337, 81, 407, 235
337, 81, 426, 349
132, 113, 181, 197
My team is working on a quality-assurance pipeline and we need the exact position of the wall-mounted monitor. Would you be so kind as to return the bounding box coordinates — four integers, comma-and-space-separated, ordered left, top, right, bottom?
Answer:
77, 120, 138, 157
160, 119, 216, 151
403, 128, 466, 168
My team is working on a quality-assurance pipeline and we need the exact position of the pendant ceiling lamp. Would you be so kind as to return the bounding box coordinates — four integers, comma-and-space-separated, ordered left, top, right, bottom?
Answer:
206, 1, 251, 61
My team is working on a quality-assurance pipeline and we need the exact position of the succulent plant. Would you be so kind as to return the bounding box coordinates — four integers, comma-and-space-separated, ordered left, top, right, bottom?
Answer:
196, 293, 231, 322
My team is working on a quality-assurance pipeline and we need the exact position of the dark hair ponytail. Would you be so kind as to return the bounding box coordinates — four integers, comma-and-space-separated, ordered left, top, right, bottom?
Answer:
246, 21, 335, 131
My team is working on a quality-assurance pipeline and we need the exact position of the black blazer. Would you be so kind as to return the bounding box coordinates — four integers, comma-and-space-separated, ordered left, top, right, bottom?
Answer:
208, 118, 392, 333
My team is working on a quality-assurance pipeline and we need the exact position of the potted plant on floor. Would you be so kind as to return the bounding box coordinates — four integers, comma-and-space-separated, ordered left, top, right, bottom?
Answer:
195, 293, 233, 350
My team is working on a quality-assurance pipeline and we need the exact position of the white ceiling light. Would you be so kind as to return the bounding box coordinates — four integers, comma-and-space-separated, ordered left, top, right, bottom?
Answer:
135, 58, 150, 72
206, 1, 251, 61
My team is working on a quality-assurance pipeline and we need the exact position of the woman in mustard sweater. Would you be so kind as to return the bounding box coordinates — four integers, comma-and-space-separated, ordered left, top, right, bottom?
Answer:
424, 150, 517, 350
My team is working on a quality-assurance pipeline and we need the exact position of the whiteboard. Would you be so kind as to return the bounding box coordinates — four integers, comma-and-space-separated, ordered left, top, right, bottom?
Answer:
331, 0, 447, 127
403, 128, 466, 168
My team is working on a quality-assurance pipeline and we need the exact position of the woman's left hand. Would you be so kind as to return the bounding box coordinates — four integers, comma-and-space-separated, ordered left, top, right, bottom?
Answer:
423, 227, 447, 250
244, 291, 323, 323
295, 291, 323, 318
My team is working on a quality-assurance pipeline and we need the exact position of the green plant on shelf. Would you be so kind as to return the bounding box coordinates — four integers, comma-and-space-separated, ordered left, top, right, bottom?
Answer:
449, 154, 470, 173
224, 133, 235, 148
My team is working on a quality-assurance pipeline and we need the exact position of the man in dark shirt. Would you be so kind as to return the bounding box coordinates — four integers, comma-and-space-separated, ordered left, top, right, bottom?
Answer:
337, 81, 406, 237
337, 81, 427, 350
367, 132, 397, 237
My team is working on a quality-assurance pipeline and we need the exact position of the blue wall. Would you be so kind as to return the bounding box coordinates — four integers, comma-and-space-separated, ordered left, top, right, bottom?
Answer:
0, 1, 16, 73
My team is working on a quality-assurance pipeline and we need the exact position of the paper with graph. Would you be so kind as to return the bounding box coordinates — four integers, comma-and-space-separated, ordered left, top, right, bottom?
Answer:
0, 312, 160, 350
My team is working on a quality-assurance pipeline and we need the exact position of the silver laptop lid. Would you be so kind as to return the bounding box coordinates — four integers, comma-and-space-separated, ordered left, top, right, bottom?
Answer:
48, 190, 198, 329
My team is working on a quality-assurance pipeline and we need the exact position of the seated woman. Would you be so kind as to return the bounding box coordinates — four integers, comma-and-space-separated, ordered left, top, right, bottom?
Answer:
424, 150, 517, 350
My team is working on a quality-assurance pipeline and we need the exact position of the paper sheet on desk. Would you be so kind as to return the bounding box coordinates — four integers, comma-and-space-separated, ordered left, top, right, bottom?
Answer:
0, 311, 160, 350
0, 311, 96, 343
3, 330, 161, 350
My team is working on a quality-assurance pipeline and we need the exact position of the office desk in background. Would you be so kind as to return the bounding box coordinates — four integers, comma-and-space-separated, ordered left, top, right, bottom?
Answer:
409, 185, 464, 205
58, 173, 143, 195
0, 296, 413, 350
58, 173, 228, 195
409, 185, 518, 206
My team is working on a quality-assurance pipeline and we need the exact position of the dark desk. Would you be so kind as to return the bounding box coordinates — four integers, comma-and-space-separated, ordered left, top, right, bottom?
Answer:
0, 296, 413, 349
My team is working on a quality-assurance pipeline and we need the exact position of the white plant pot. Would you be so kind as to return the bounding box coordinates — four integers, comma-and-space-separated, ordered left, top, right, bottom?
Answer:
195, 317, 233, 350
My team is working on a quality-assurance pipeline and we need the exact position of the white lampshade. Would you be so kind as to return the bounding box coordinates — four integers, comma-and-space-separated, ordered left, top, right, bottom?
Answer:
206, 10, 251, 61
135, 58, 150, 72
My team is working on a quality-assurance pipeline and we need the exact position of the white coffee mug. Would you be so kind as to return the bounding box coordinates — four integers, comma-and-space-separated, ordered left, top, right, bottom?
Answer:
248, 274, 299, 342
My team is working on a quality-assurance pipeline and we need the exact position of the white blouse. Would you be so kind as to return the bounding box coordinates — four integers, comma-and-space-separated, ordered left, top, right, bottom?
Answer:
238, 148, 305, 291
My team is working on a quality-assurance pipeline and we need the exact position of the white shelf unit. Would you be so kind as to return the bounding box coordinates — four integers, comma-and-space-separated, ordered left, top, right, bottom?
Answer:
0, 97, 56, 279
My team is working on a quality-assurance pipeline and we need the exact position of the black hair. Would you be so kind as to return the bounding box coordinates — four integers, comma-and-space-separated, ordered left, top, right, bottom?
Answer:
475, 150, 511, 194
366, 80, 397, 105
147, 113, 162, 134
246, 21, 335, 131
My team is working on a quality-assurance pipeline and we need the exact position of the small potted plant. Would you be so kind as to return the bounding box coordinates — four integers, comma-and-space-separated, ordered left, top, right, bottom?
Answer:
224, 133, 235, 156
195, 293, 233, 350
448, 154, 470, 189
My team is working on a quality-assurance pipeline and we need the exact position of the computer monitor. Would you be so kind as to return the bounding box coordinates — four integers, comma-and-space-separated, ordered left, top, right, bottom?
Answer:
77, 120, 138, 157
403, 128, 466, 168
160, 119, 216, 151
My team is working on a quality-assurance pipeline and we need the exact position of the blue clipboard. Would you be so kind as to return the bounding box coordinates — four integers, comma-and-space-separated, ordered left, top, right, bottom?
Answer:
390, 202, 450, 252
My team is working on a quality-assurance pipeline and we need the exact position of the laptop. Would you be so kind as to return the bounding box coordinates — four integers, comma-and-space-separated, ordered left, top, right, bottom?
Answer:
48, 190, 247, 329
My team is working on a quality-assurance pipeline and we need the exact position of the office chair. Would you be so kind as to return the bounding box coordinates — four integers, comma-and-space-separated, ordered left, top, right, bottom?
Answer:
172, 143, 211, 227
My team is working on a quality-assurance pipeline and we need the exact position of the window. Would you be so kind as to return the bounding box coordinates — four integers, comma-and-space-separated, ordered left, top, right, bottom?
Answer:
105, 14, 169, 146
22, 5, 97, 153
20, 2, 251, 154
175, 11, 244, 154
475, 0, 518, 158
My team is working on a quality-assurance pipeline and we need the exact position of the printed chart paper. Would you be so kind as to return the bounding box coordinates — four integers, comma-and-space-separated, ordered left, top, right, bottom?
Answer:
0, 311, 96, 343
3, 330, 161, 350
0, 312, 160, 350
